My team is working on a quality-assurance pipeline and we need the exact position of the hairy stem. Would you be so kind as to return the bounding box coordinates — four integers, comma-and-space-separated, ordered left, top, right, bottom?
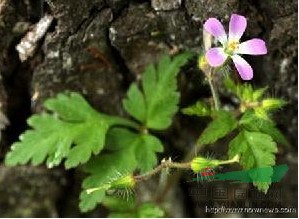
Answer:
134, 159, 191, 182
184, 68, 221, 164
207, 69, 220, 110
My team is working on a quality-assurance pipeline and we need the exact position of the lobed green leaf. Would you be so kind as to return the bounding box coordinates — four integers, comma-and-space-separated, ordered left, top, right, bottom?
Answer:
229, 130, 278, 193
123, 84, 146, 123
182, 101, 211, 117
197, 110, 237, 146
103, 197, 164, 218
123, 53, 193, 130
240, 111, 290, 147
5, 93, 133, 169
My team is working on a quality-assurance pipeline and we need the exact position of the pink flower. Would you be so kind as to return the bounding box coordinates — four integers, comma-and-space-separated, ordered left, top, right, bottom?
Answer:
204, 14, 267, 80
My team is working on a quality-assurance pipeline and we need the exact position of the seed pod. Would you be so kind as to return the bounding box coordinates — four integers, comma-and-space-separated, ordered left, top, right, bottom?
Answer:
110, 175, 136, 190
191, 157, 220, 173
191, 155, 239, 173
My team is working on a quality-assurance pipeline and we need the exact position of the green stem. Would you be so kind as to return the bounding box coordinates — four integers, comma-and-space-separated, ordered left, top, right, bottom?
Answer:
207, 70, 220, 110
218, 154, 239, 165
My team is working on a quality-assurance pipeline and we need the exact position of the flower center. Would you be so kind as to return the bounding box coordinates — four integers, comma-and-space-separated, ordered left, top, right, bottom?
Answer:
226, 41, 240, 55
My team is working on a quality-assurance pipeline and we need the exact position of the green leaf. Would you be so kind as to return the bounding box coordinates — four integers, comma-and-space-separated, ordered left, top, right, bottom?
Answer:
123, 84, 146, 123
239, 84, 254, 102
253, 107, 269, 120
229, 130, 278, 192
123, 53, 192, 130
5, 93, 132, 169
107, 128, 164, 173
109, 212, 138, 218
137, 203, 165, 218
229, 131, 277, 169
103, 197, 164, 218
253, 182, 271, 194
44, 92, 97, 121
102, 196, 136, 212
224, 76, 268, 102
224, 76, 238, 94
197, 110, 237, 146
135, 134, 164, 173
182, 101, 211, 117
252, 87, 268, 101
105, 128, 139, 151
106, 128, 164, 173
143, 53, 192, 129
80, 190, 106, 213
240, 111, 290, 147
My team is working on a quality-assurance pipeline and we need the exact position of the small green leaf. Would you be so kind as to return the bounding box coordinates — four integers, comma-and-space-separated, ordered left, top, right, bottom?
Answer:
225, 77, 254, 101
123, 83, 146, 123
182, 101, 211, 117
224, 76, 238, 94
253, 182, 271, 194
137, 203, 165, 218
44, 92, 97, 121
144, 53, 192, 129
229, 131, 277, 169
240, 84, 254, 102
197, 110, 237, 146
103, 197, 164, 218
240, 111, 290, 147
224, 77, 268, 103
105, 128, 139, 151
252, 87, 268, 101
135, 134, 164, 173
79, 190, 106, 213
109, 212, 138, 218
102, 196, 136, 212
229, 130, 277, 192
253, 107, 269, 120
123, 53, 192, 130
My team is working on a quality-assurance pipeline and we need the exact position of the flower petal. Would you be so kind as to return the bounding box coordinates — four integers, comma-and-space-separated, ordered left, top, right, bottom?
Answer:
229, 14, 247, 42
204, 18, 227, 45
236, 38, 267, 55
231, 55, 253, 80
205, 47, 228, 67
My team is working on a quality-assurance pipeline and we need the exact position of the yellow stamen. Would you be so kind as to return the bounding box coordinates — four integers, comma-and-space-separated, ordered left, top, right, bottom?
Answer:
226, 41, 240, 54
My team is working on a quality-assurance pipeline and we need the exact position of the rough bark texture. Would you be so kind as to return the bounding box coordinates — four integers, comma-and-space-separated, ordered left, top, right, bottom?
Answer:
0, 0, 297, 217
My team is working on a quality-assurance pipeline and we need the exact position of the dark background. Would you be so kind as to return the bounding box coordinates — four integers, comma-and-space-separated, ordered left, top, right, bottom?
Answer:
0, 0, 297, 217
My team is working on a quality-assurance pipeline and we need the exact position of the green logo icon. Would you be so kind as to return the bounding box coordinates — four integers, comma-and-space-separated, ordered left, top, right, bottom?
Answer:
192, 164, 288, 183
